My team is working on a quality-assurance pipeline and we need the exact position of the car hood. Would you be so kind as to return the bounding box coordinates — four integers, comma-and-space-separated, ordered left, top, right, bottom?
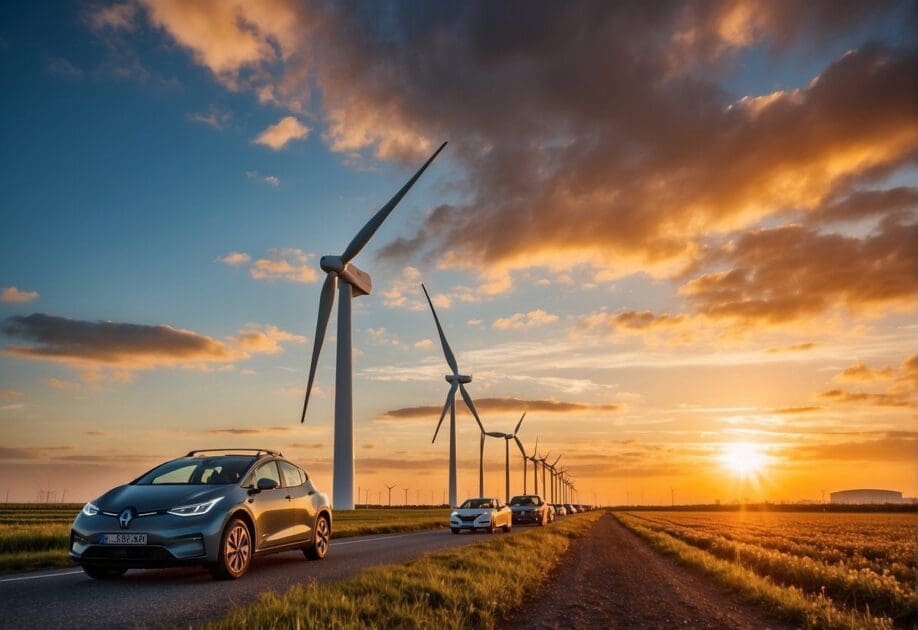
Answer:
453, 508, 492, 517
95, 484, 229, 513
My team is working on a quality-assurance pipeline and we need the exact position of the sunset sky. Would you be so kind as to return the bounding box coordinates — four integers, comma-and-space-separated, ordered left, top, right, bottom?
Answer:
1, 1, 915, 505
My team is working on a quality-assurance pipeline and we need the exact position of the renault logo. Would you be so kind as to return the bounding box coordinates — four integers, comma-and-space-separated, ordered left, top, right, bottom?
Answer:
119, 508, 134, 529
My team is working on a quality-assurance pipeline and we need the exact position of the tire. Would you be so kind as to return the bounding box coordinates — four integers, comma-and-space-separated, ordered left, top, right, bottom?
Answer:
209, 517, 253, 580
451, 527, 460, 534
304, 514, 330, 560
81, 565, 126, 579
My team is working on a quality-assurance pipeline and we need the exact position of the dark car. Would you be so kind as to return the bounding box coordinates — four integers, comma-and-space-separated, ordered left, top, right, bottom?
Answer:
70, 449, 332, 580
509, 494, 550, 525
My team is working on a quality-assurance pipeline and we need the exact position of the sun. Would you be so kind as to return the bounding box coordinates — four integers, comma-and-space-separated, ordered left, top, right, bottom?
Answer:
719, 442, 767, 479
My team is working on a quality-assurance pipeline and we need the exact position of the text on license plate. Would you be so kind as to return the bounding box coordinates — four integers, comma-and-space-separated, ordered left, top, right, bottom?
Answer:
100, 533, 147, 544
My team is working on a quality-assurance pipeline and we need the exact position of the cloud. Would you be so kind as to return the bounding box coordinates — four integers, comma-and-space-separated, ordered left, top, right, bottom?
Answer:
379, 396, 620, 419
807, 186, 918, 224
244, 171, 280, 187
835, 361, 896, 383
765, 342, 816, 354
205, 426, 293, 435
248, 248, 319, 283
1, 313, 303, 381
381, 268, 469, 311
231, 324, 306, 355
84, 430, 106, 437
87, 2, 138, 31
773, 406, 822, 414
493, 310, 559, 330
2, 287, 39, 304
290, 443, 324, 449
817, 389, 911, 408
254, 116, 310, 150
680, 219, 918, 327
45, 378, 82, 391
0, 389, 22, 400
414, 339, 433, 350
217, 251, 251, 266
264, 175, 280, 187
789, 436, 918, 462
189, 104, 232, 129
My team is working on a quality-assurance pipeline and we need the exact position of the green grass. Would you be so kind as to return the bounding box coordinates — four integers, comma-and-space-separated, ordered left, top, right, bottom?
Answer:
614, 512, 897, 630
210, 512, 604, 629
0, 505, 451, 573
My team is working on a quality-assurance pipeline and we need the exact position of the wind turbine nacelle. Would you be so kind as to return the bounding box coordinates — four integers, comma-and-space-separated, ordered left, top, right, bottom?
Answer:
445, 374, 472, 384
341, 263, 373, 297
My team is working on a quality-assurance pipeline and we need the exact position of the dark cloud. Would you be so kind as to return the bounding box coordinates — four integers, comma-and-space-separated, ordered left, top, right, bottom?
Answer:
808, 186, 918, 224
773, 406, 822, 414
2, 313, 239, 368
204, 426, 292, 435
379, 397, 620, 419
817, 389, 911, 407
765, 342, 816, 353
790, 436, 918, 461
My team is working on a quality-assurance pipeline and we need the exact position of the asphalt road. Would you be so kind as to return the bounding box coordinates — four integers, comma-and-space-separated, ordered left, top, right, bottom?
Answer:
0, 527, 527, 629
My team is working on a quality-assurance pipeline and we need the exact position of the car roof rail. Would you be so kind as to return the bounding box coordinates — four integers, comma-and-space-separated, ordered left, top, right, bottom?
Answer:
185, 448, 282, 457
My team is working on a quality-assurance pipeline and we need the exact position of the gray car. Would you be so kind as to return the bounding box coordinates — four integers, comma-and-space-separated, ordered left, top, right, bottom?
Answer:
70, 449, 332, 580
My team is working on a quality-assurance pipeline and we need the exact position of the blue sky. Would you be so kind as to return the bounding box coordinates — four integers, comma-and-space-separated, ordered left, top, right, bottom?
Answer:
1, 1, 915, 504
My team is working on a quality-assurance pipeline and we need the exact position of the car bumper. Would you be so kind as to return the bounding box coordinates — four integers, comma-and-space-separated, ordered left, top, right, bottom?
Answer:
70, 511, 227, 567
450, 519, 492, 530
511, 511, 541, 523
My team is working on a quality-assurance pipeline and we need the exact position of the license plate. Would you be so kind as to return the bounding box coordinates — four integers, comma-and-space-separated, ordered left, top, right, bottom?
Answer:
100, 533, 147, 545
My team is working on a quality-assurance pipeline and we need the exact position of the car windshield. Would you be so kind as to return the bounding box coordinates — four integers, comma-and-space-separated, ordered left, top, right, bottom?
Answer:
134, 456, 256, 485
510, 496, 538, 506
460, 499, 493, 509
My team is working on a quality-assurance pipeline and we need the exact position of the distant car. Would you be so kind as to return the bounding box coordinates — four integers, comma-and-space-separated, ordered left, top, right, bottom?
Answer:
509, 494, 550, 526
565, 504, 578, 514
450, 498, 512, 533
554, 504, 567, 516
70, 449, 332, 580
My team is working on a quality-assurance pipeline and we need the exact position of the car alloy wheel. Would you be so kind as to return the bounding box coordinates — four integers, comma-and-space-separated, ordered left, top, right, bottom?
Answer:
305, 515, 330, 560
211, 517, 252, 579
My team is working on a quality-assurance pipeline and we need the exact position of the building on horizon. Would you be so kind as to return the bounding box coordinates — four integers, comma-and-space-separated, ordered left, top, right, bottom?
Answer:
830, 489, 903, 505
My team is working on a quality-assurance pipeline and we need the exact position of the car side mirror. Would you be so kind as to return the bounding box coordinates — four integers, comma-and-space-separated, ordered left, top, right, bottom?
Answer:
256, 477, 279, 492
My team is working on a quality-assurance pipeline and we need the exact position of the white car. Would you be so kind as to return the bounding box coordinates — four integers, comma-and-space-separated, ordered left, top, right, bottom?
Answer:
450, 498, 513, 534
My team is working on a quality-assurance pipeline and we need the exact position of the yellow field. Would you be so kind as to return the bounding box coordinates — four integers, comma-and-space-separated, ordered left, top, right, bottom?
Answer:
616, 510, 916, 629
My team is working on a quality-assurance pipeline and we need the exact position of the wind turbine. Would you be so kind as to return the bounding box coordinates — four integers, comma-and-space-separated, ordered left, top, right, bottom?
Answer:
528, 437, 542, 496
483, 412, 526, 503
422, 283, 487, 507
538, 449, 552, 502
547, 454, 562, 503
299, 142, 447, 509
385, 483, 395, 507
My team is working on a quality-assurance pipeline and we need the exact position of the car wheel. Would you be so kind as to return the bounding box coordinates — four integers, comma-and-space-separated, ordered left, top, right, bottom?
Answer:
210, 517, 252, 580
451, 527, 460, 534
81, 565, 126, 579
304, 514, 330, 560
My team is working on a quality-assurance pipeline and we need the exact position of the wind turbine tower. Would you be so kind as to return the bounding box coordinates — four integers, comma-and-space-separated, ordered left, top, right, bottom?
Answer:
299, 143, 447, 509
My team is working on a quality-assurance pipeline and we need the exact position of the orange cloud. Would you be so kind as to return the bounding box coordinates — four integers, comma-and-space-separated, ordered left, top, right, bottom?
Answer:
835, 362, 896, 383
217, 251, 250, 266
493, 310, 559, 330
0, 389, 22, 400
253, 116, 310, 150
248, 248, 319, 283
1, 287, 39, 304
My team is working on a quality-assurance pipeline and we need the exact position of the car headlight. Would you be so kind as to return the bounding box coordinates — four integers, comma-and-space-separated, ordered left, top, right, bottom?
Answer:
81, 502, 100, 517
167, 497, 223, 517
450, 511, 458, 518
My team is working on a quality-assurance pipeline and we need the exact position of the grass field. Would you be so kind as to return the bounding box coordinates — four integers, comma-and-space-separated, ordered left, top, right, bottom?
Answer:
615, 510, 916, 629
211, 511, 603, 629
0, 504, 450, 573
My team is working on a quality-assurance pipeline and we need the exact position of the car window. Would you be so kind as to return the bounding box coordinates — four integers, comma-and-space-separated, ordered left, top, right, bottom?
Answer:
298, 468, 307, 484
253, 461, 281, 487
134, 456, 255, 485
148, 463, 197, 484
279, 461, 302, 487
459, 499, 492, 509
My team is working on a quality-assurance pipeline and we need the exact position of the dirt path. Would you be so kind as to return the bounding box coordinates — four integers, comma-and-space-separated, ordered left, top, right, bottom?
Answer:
504, 512, 791, 629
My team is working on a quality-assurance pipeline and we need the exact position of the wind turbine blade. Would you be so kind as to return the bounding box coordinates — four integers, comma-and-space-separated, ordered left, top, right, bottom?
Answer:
459, 384, 485, 432
542, 450, 551, 462
300, 272, 337, 423
514, 412, 526, 435
513, 435, 527, 458
341, 142, 447, 263
552, 454, 562, 466
533, 436, 539, 457
432, 382, 458, 443
485, 432, 504, 438
421, 283, 458, 375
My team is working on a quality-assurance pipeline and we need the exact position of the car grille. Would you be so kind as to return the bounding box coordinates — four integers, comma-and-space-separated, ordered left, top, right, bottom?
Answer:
458, 515, 479, 522
82, 546, 175, 561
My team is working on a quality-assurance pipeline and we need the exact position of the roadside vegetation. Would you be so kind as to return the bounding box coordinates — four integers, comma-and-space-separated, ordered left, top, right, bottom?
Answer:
211, 511, 603, 629
0, 504, 450, 573
614, 511, 916, 629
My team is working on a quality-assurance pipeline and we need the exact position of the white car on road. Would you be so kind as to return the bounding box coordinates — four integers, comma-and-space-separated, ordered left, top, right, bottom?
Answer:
450, 498, 512, 534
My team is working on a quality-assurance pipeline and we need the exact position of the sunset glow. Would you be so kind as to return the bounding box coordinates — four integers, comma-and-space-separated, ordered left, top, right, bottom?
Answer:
0, 2, 915, 506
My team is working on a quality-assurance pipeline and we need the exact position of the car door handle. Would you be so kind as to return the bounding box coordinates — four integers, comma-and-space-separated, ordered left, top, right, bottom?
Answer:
307, 490, 315, 496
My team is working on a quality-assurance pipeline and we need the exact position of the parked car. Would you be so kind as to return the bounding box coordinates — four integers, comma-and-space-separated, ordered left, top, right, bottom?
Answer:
450, 498, 512, 533
565, 504, 578, 514
509, 494, 550, 526
554, 504, 567, 516
70, 449, 332, 580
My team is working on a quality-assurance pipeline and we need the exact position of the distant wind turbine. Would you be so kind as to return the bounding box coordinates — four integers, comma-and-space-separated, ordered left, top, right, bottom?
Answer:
528, 437, 542, 496
385, 483, 396, 507
299, 142, 447, 509
422, 283, 487, 507
483, 412, 527, 503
